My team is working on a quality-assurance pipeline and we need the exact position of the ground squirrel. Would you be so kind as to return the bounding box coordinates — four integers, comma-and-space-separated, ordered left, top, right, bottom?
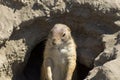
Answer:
41, 23, 76, 80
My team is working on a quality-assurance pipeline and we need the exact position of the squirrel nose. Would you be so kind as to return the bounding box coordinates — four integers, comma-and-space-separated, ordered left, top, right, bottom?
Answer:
52, 38, 61, 45
52, 41, 56, 45
52, 39, 56, 45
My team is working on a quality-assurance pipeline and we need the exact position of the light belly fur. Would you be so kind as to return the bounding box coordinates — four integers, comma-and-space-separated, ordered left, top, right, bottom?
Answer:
50, 48, 68, 80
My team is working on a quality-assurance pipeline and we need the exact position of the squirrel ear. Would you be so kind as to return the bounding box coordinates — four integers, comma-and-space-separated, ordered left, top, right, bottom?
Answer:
67, 27, 71, 32
48, 29, 53, 38
50, 28, 53, 34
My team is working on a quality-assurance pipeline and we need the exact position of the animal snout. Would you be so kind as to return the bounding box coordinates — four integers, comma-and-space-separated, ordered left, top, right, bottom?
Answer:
52, 38, 61, 45
52, 39, 56, 45
52, 41, 56, 45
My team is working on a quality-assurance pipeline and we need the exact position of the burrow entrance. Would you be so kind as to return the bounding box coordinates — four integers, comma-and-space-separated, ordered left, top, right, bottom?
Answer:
21, 13, 107, 79
23, 40, 93, 80
15, 12, 117, 80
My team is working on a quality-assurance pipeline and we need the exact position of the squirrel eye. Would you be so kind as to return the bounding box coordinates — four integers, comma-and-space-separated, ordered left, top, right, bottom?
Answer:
62, 33, 65, 37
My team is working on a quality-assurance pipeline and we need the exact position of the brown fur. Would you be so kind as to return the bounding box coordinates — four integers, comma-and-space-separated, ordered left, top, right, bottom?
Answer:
41, 24, 76, 80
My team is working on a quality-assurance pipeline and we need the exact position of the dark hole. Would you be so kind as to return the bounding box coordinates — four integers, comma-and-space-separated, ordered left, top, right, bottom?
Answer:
23, 40, 45, 80
23, 40, 92, 80
75, 61, 92, 80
